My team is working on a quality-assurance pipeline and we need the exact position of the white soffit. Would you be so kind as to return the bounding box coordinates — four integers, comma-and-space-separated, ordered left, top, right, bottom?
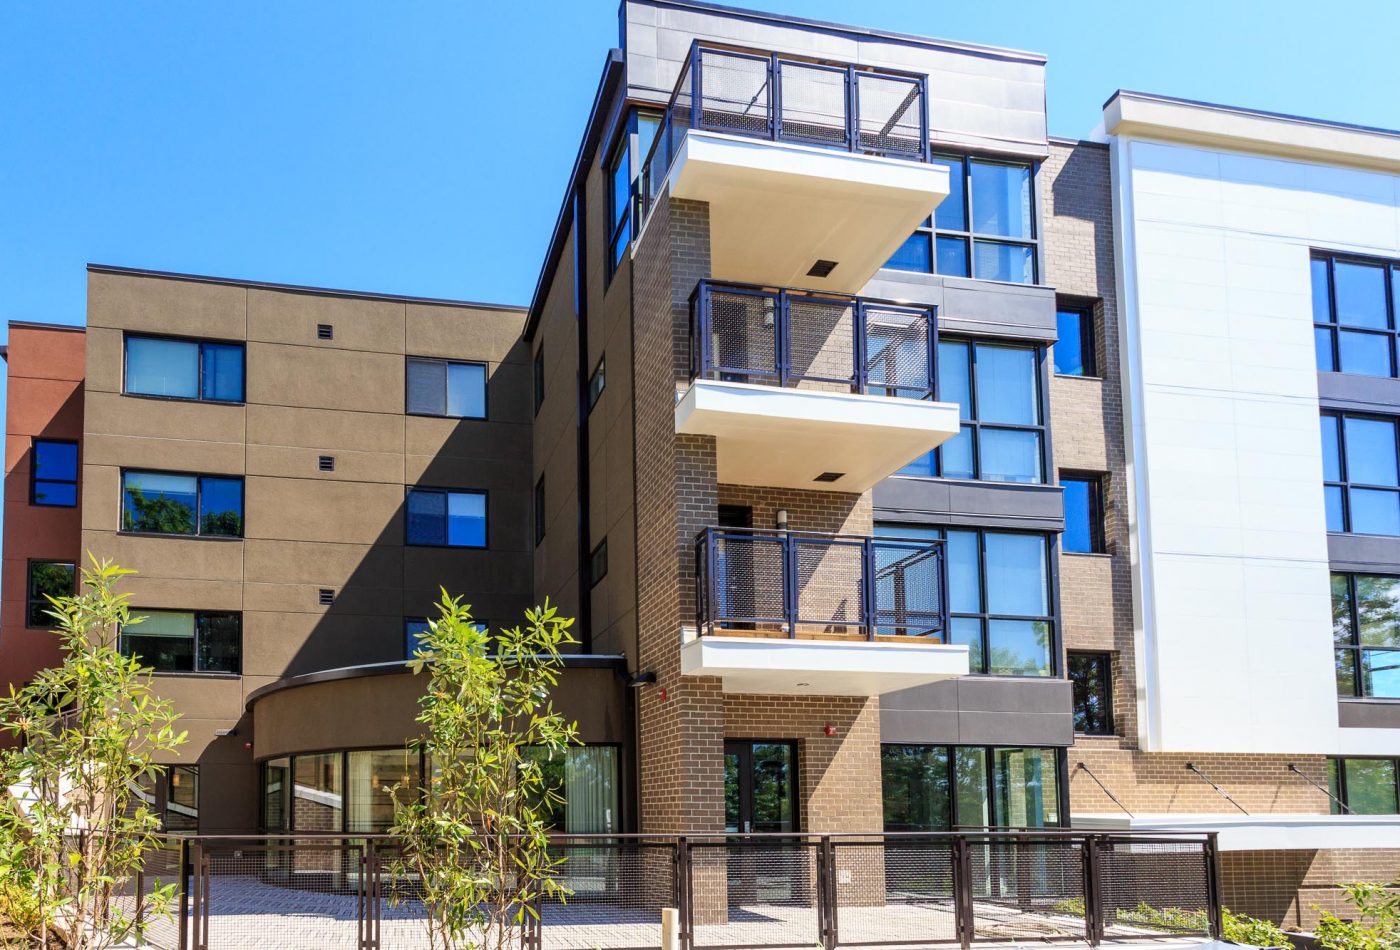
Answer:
667, 131, 950, 294
1072, 812, 1400, 851
680, 635, 970, 696
674, 379, 961, 492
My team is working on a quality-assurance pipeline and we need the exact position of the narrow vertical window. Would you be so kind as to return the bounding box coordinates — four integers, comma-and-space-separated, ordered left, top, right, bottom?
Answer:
1054, 305, 1096, 377
27, 561, 75, 627
1068, 652, 1113, 735
1061, 474, 1106, 554
534, 475, 546, 546
587, 355, 606, 411
533, 346, 545, 415
31, 439, 78, 507
589, 538, 608, 587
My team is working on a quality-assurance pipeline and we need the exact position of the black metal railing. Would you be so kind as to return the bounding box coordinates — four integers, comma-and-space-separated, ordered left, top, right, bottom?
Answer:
690, 280, 937, 398
695, 527, 948, 640
642, 42, 931, 209
128, 829, 1222, 950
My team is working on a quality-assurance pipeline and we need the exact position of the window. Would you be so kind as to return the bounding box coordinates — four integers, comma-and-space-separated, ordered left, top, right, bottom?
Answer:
1329, 758, 1399, 815
606, 110, 661, 279
881, 745, 1062, 831
120, 609, 241, 674
587, 355, 605, 411
1330, 573, 1400, 699
1068, 652, 1113, 735
884, 155, 1037, 284
405, 357, 487, 418
590, 538, 608, 587
876, 524, 1055, 677
32, 439, 78, 507
533, 346, 545, 415
1321, 412, 1400, 535
130, 765, 199, 831
121, 471, 243, 537
27, 561, 74, 628
523, 746, 620, 833
1061, 474, 1105, 554
405, 618, 431, 657
405, 488, 486, 547
347, 748, 422, 832
534, 476, 546, 546
1312, 253, 1400, 377
1054, 306, 1096, 376
899, 340, 1045, 483
124, 335, 244, 402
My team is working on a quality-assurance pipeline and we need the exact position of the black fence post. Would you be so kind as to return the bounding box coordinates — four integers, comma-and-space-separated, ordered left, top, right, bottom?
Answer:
1205, 833, 1225, 939
953, 834, 972, 950
177, 837, 190, 950
1082, 834, 1103, 947
819, 836, 836, 950
677, 836, 692, 950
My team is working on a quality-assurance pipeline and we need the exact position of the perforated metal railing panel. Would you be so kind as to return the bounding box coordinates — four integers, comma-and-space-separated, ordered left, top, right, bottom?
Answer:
856, 73, 925, 158
690, 840, 822, 948
873, 541, 945, 638
832, 839, 960, 946
698, 50, 771, 136
1099, 839, 1212, 939
706, 288, 778, 382
786, 296, 856, 391
793, 538, 865, 635
968, 838, 1087, 943
865, 307, 934, 399
711, 533, 787, 629
777, 61, 848, 148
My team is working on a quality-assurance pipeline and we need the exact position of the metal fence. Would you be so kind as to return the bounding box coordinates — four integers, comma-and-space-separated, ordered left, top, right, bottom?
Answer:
690, 280, 938, 399
696, 527, 948, 641
643, 42, 930, 207
126, 830, 1220, 949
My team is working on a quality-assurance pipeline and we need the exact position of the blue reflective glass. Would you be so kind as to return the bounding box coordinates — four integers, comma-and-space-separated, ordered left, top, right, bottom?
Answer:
1362, 650, 1400, 699
940, 427, 974, 479
1311, 258, 1331, 323
406, 490, 447, 545
945, 530, 981, 615
936, 236, 969, 277
199, 477, 244, 537
973, 241, 1035, 284
33, 441, 77, 482
446, 491, 487, 547
897, 450, 937, 478
122, 472, 197, 533
1334, 262, 1388, 329
1344, 417, 1398, 486
948, 616, 983, 672
1315, 327, 1336, 372
405, 620, 432, 657
201, 343, 244, 402
970, 161, 1032, 239
1339, 331, 1392, 377
932, 157, 965, 231
33, 482, 76, 506
1321, 416, 1341, 482
974, 345, 1038, 425
937, 342, 970, 415
984, 533, 1048, 616
126, 337, 198, 398
1054, 310, 1089, 376
1062, 479, 1094, 553
979, 428, 1041, 483
987, 620, 1052, 676
446, 363, 487, 418
1325, 486, 1345, 532
885, 232, 931, 272
609, 140, 630, 233
1350, 489, 1400, 536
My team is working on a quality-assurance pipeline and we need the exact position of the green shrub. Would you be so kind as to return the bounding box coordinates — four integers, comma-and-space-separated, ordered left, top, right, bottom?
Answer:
1315, 880, 1399, 950
1223, 909, 1293, 948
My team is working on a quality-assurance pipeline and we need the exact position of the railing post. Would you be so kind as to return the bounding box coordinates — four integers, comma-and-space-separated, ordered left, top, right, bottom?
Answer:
777, 290, 791, 387
926, 307, 939, 401
1082, 834, 1103, 947
845, 66, 858, 153
853, 301, 867, 394
177, 836, 190, 950
953, 834, 972, 950
1205, 833, 1225, 939
690, 45, 702, 133
768, 53, 779, 142
784, 533, 797, 637
188, 839, 204, 950
862, 539, 877, 640
819, 836, 837, 950
677, 836, 693, 950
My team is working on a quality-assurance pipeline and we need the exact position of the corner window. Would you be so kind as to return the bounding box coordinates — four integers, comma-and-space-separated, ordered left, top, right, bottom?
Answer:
1331, 573, 1400, 699
1329, 758, 1399, 815
534, 476, 546, 547
27, 561, 75, 628
1321, 412, 1400, 535
533, 346, 545, 415
587, 355, 606, 411
1061, 474, 1105, 554
1054, 305, 1096, 377
606, 110, 662, 280
590, 538, 608, 587
121, 609, 241, 674
405, 357, 486, 419
899, 340, 1045, 483
406, 488, 486, 548
31, 439, 78, 507
881, 744, 1062, 831
884, 155, 1037, 284
1068, 652, 1113, 735
130, 765, 199, 831
121, 471, 243, 537
1312, 253, 1400, 377
124, 335, 244, 402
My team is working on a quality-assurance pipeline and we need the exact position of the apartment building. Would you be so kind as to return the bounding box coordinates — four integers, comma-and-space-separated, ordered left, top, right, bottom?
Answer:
1, 0, 1396, 931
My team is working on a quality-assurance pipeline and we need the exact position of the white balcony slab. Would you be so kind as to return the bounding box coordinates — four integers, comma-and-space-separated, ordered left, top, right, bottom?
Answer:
664, 131, 950, 293
1072, 812, 1400, 851
675, 379, 960, 491
680, 635, 969, 696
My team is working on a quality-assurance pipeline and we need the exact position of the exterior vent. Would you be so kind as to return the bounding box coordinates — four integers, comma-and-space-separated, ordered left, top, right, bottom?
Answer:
814, 472, 844, 483
318, 588, 335, 606
806, 260, 838, 278
316, 324, 334, 340
318, 455, 336, 472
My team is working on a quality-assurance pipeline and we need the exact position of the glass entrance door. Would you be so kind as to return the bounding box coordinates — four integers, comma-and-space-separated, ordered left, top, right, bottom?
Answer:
724, 740, 797, 833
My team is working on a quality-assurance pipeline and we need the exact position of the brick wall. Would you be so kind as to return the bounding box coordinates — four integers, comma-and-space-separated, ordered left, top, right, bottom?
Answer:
1222, 848, 1400, 930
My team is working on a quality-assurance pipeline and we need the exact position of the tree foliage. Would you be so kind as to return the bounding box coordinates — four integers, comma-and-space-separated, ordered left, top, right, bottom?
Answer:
0, 557, 187, 949
1315, 880, 1400, 950
388, 593, 579, 950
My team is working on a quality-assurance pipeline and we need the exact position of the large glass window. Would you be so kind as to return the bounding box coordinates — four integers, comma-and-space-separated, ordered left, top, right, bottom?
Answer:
606, 110, 662, 279
120, 609, 241, 674
292, 753, 344, 832
27, 561, 74, 628
1321, 412, 1400, 535
1331, 573, 1400, 699
125, 335, 244, 402
122, 471, 243, 537
882, 744, 1062, 830
1329, 758, 1400, 815
406, 488, 486, 547
899, 340, 1045, 483
1312, 253, 1400, 377
1054, 306, 1096, 377
128, 765, 199, 832
884, 155, 1037, 284
525, 745, 621, 834
1068, 652, 1113, 735
405, 357, 487, 418
877, 524, 1054, 677
31, 439, 78, 507
347, 748, 422, 833
1061, 474, 1105, 554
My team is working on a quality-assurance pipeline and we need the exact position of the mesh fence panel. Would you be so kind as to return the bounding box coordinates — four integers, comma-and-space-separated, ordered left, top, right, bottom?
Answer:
706, 289, 778, 382
136, 838, 186, 950
865, 307, 933, 399
832, 840, 960, 946
873, 541, 944, 638
856, 74, 924, 158
778, 62, 848, 147
793, 539, 865, 635
532, 841, 678, 950
968, 838, 1087, 943
712, 534, 787, 630
699, 50, 770, 136
1099, 840, 1211, 939
690, 841, 821, 948
786, 297, 856, 391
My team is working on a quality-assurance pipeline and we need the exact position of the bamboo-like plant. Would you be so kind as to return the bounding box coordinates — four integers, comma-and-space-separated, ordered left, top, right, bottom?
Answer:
0, 557, 186, 949
389, 593, 579, 950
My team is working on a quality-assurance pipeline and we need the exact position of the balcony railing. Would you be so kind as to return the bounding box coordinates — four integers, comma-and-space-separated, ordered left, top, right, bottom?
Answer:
690, 280, 937, 399
696, 527, 947, 640
643, 42, 931, 208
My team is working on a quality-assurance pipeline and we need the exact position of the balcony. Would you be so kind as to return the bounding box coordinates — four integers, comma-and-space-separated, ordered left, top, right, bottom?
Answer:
681, 527, 969, 695
674, 280, 961, 491
640, 43, 950, 293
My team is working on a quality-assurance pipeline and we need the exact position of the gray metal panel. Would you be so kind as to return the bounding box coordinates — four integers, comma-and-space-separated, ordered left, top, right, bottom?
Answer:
880, 677, 1074, 746
1339, 700, 1400, 729
1328, 532, 1400, 573
860, 272, 1057, 342
1317, 371, 1400, 414
874, 479, 1064, 532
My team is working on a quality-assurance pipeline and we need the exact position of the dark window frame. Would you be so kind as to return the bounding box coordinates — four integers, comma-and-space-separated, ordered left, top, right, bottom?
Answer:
1054, 303, 1098, 377
133, 764, 201, 832
1061, 472, 1106, 554
1312, 251, 1400, 377
1330, 571, 1400, 700
30, 438, 79, 507
404, 356, 489, 420
1322, 410, 1400, 536
1329, 757, 1400, 815
534, 475, 546, 547
26, 559, 75, 629
587, 355, 606, 412
404, 487, 489, 549
880, 743, 1067, 831
119, 608, 243, 676
1067, 651, 1114, 736
533, 345, 545, 416
122, 332, 246, 405
589, 537, 608, 588
604, 109, 663, 283
119, 468, 245, 539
